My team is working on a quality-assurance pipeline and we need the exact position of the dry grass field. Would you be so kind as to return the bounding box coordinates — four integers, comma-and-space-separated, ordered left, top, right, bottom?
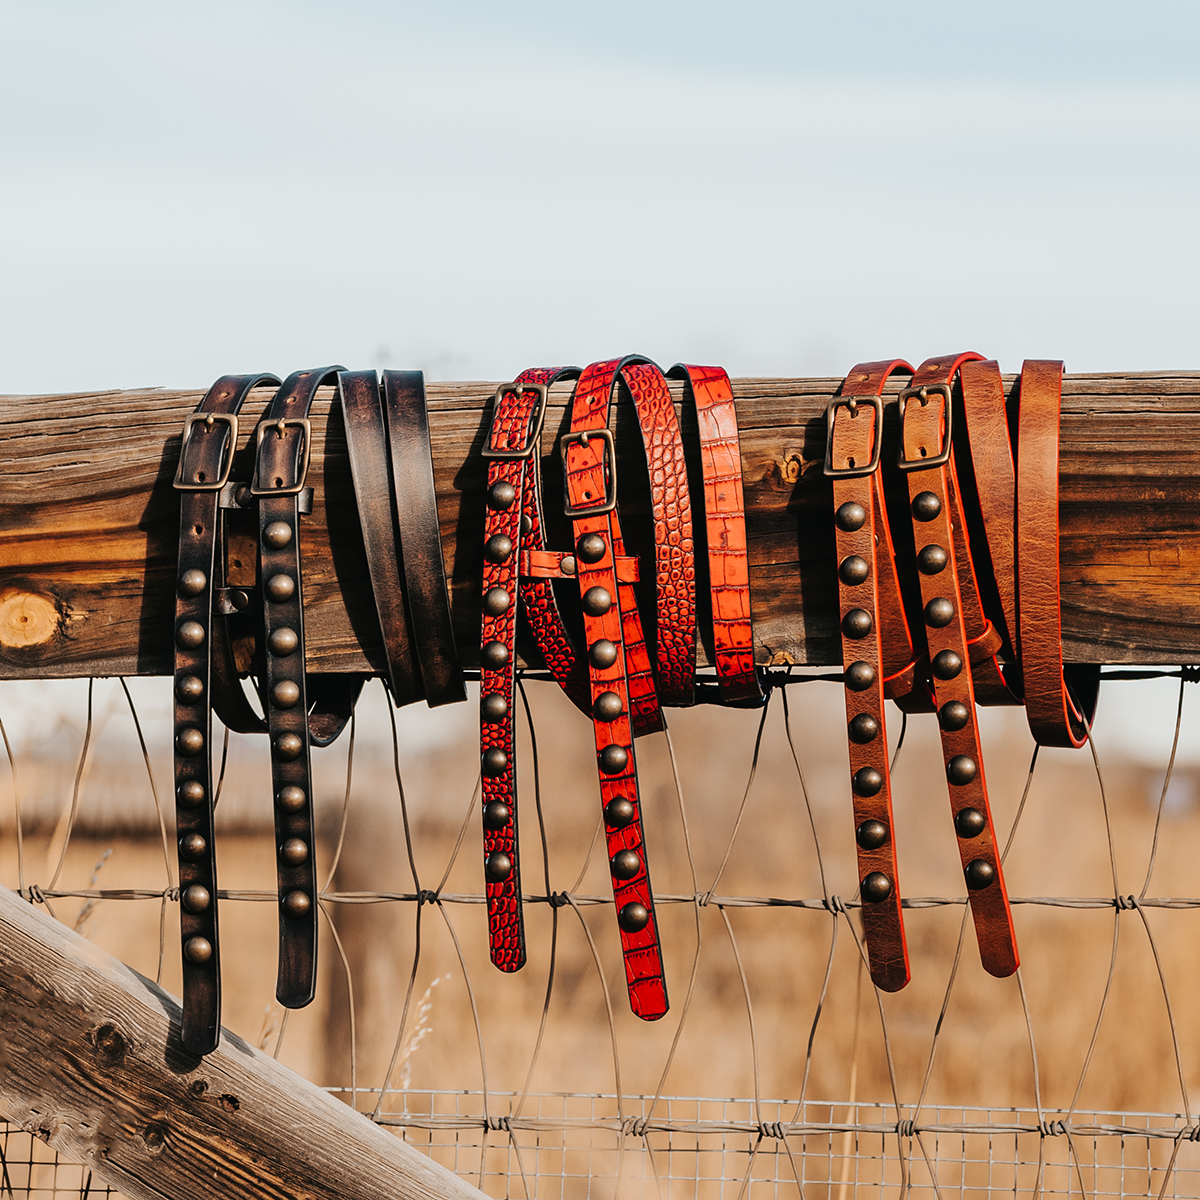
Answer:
4, 673, 1200, 1195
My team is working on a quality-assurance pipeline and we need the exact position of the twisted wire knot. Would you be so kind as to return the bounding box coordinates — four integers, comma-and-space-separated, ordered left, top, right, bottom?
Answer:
895, 1119, 916, 1138
824, 895, 848, 915
1039, 1120, 1067, 1137
621, 1116, 648, 1137
416, 889, 439, 906
1185, 1125, 1200, 1143
22, 884, 46, 905
547, 892, 570, 909
486, 1115, 510, 1132
758, 1121, 786, 1140
164, 887, 180, 902
695, 891, 713, 909
1115, 894, 1139, 911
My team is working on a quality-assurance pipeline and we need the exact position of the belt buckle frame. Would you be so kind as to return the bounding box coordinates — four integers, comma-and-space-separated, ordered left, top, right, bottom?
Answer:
174, 411, 239, 492
823, 394, 885, 479
560, 427, 618, 517
249, 417, 313, 496
482, 383, 549, 460
897, 383, 954, 472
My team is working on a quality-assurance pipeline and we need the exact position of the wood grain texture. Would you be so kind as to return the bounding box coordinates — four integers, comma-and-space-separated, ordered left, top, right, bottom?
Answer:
0, 882, 488, 1200
2, 372, 1199, 679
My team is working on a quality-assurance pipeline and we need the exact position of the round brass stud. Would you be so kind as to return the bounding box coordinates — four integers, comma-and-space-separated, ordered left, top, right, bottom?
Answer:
182, 885, 211, 913
267, 627, 298, 656
263, 520, 293, 549
618, 902, 650, 932
272, 679, 300, 709
176, 727, 204, 756
938, 701, 970, 731
277, 785, 306, 812
955, 807, 986, 839
845, 661, 876, 691
177, 780, 205, 808
282, 890, 311, 917
912, 491, 942, 521
481, 693, 508, 721
521, 515, 533, 535
931, 649, 963, 679
184, 936, 213, 964
273, 732, 303, 761
481, 640, 509, 669
485, 851, 513, 881
594, 691, 623, 721
483, 587, 511, 616
485, 534, 514, 563
838, 555, 870, 586
924, 597, 955, 628
560, 555, 577, 576
488, 480, 516, 510
176, 620, 206, 650
610, 849, 642, 880
599, 744, 629, 774
265, 573, 295, 603
835, 501, 867, 532
853, 767, 884, 797
577, 533, 607, 563
848, 713, 879, 744
175, 674, 204, 703
280, 837, 309, 867
482, 748, 509, 777
856, 819, 889, 850
179, 832, 207, 861
861, 871, 893, 903
947, 755, 978, 785
229, 588, 250, 610
589, 639, 618, 669
605, 797, 635, 828
965, 859, 996, 890
842, 608, 873, 639
178, 568, 207, 598
483, 800, 511, 830
582, 586, 612, 616
917, 544, 948, 574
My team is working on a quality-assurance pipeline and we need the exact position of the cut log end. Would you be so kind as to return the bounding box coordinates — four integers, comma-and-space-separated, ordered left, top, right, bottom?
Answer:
0, 589, 60, 649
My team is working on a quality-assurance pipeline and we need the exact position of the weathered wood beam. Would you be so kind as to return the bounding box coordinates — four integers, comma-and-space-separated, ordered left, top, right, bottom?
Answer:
0, 882, 488, 1200
2, 372, 1198, 678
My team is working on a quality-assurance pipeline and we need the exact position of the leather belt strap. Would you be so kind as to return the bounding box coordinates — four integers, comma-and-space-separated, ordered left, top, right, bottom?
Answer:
250, 365, 343, 1008
338, 370, 424, 706
382, 371, 466, 707
559, 356, 685, 1021
825, 359, 915, 993
479, 366, 583, 973
1016, 359, 1100, 746
173, 371, 279, 1055
668, 364, 763, 704
899, 353, 1018, 978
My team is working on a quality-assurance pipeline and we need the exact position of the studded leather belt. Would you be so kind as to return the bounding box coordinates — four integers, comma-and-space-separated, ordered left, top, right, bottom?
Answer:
173, 371, 279, 1055
478, 356, 761, 1021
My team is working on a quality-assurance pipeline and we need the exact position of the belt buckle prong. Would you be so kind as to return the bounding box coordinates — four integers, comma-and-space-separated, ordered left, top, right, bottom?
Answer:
560, 427, 618, 516
897, 382, 953, 471
823, 394, 885, 479
174, 411, 239, 491
249, 416, 313, 495
482, 383, 549, 459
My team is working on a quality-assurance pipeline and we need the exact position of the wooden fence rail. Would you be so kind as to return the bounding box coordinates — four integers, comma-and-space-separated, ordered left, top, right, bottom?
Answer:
2, 372, 1199, 679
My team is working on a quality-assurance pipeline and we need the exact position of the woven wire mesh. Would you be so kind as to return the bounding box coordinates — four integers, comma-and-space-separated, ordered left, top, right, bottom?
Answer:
3, 668, 1200, 1199
0, 1122, 113, 1200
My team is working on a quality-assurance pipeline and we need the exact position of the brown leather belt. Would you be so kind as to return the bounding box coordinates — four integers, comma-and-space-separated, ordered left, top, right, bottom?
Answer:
173, 372, 279, 1055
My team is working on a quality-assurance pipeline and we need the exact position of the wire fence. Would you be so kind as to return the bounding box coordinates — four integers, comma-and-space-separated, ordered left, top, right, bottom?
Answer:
2, 667, 1200, 1199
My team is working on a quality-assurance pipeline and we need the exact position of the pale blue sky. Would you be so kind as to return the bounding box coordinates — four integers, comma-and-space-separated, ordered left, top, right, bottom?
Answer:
2, 1, 1199, 391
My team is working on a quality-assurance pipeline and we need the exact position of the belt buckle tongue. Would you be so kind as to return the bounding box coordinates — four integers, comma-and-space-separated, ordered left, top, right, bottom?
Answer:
482, 383, 549, 459
174, 412, 239, 491
897, 383, 953, 471
560, 427, 617, 516
823, 394, 885, 479
249, 417, 313, 495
